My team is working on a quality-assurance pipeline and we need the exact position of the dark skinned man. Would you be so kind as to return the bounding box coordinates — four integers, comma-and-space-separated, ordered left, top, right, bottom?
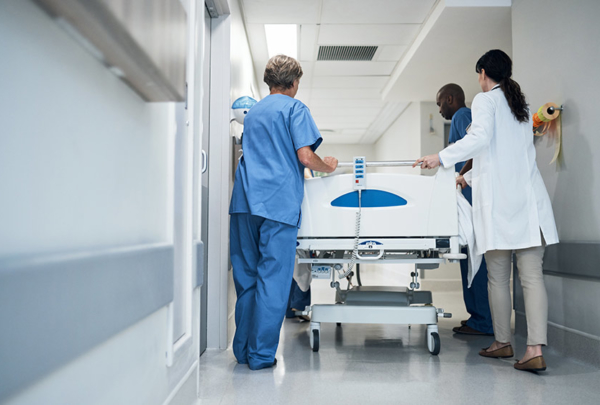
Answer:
436, 83, 493, 336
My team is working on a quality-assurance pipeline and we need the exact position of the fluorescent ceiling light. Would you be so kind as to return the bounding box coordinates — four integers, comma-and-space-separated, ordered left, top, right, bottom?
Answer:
264, 24, 298, 59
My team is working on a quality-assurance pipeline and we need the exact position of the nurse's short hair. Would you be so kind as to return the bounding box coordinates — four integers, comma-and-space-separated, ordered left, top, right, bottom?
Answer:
264, 55, 303, 90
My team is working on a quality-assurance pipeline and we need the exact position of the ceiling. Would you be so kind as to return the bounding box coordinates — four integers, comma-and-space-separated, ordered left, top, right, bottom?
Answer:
240, 0, 512, 145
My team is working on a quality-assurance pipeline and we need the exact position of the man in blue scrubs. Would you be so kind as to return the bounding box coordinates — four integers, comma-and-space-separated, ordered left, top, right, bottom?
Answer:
436, 83, 493, 336
229, 55, 338, 370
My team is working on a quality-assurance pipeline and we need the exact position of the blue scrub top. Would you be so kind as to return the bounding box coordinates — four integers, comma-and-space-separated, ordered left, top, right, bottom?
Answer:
449, 106, 473, 204
229, 94, 323, 227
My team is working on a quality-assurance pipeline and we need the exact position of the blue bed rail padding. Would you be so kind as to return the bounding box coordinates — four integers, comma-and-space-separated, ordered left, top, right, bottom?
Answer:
331, 190, 407, 208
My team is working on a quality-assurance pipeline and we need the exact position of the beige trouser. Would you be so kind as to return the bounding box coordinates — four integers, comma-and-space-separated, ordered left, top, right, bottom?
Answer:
484, 244, 548, 346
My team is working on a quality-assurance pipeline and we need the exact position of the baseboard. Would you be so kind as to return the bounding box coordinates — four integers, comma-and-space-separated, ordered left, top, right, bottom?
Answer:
515, 311, 600, 367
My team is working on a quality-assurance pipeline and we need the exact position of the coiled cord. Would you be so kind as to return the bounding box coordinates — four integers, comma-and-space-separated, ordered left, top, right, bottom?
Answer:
339, 190, 362, 279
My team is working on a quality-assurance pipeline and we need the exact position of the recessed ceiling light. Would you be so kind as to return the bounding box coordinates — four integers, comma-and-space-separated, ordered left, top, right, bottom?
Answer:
264, 24, 298, 59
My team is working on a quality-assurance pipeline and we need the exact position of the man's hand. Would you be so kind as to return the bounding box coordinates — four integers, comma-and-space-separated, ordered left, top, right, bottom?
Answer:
413, 154, 441, 169
456, 175, 467, 189
322, 156, 338, 173
297, 146, 338, 173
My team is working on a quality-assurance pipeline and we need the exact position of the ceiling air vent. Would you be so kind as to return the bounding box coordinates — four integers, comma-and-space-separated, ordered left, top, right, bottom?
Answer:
317, 46, 378, 61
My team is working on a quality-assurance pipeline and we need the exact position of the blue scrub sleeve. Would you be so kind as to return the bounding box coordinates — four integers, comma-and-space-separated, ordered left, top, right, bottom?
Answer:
290, 105, 323, 152
450, 112, 471, 143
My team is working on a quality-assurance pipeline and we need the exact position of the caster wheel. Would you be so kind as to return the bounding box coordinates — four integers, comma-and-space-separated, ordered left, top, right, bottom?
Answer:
312, 329, 320, 352
428, 332, 441, 355
336, 323, 342, 327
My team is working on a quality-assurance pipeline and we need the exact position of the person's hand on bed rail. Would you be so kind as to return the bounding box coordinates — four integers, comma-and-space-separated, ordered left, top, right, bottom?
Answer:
456, 175, 467, 189
413, 154, 441, 169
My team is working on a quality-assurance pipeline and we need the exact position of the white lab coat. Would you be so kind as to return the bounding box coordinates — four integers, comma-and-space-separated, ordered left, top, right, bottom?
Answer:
456, 189, 483, 287
439, 86, 559, 255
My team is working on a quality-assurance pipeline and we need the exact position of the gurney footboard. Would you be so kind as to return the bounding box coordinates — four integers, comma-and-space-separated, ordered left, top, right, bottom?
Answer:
298, 166, 458, 239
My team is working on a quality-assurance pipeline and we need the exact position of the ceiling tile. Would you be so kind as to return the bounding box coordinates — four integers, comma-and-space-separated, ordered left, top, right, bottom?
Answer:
318, 24, 420, 46
321, 0, 436, 24
313, 61, 396, 76
310, 88, 382, 99
321, 134, 364, 144
376, 45, 408, 61
295, 89, 312, 105
299, 25, 319, 61
241, 0, 321, 24
382, 7, 512, 103
313, 115, 374, 127
342, 129, 367, 136
309, 98, 385, 109
311, 76, 388, 88
310, 106, 382, 117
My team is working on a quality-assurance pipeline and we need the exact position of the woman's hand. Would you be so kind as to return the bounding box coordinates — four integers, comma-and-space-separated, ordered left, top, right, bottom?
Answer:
413, 154, 441, 169
456, 175, 467, 189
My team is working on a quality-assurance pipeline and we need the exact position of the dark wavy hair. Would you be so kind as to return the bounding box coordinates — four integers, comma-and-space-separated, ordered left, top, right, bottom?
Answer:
476, 49, 529, 123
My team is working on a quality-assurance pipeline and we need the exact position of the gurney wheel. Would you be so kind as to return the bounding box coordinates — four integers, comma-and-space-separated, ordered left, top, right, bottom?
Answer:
312, 329, 320, 352
428, 332, 441, 355
336, 323, 341, 327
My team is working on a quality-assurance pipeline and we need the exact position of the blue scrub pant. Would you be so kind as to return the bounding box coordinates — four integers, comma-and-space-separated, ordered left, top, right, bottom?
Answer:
286, 278, 311, 318
230, 213, 297, 370
460, 247, 494, 334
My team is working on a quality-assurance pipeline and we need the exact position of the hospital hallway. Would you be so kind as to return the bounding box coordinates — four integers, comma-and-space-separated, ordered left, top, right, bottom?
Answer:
197, 265, 600, 405
3, 0, 600, 404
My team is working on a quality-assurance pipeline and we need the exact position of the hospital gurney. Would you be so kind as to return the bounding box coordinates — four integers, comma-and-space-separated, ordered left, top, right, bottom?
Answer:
295, 158, 466, 355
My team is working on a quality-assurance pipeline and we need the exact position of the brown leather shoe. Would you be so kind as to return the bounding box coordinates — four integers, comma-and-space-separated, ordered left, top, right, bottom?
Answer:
479, 345, 514, 358
514, 356, 546, 372
453, 325, 494, 336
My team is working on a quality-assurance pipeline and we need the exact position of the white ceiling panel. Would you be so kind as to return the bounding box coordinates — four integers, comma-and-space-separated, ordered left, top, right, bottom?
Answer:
321, 134, 364, 144
295, 89, 312, 105
318, 24, 420, 46
313, 61, 396, 76
241, 0, 321, 24
311, 76, 388, 89
321, 0, 436, 24
376, 45, 408, 61
309, 98, 386, 109
299, 25, 319, 61
299, 62, 314, 82
310, 106, 382, 117
342, 129, 367, 136
313, 116, 374, 128
383, 6, 512, 102
240, 0, 441, 144
310, 88, 382, 99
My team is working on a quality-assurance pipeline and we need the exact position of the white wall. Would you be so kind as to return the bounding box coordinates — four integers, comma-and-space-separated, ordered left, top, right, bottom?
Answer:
223, 0, 263, 346
1, 1, 203, 403
419, 101, 447, 176
0, 0, 171, 258
513, 0, 600, 242
373, 102, 421, 174
512, 0, 600, 341
317, 143, 375, 174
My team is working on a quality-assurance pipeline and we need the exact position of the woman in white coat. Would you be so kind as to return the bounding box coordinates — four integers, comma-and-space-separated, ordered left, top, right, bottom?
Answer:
415, 49, 559, 372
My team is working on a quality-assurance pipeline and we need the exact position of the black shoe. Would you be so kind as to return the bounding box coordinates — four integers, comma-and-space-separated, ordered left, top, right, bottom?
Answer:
453, 325, 494, 336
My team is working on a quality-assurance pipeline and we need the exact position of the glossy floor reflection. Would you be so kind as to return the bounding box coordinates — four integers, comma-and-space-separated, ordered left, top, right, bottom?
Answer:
198, 265, 600, 405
